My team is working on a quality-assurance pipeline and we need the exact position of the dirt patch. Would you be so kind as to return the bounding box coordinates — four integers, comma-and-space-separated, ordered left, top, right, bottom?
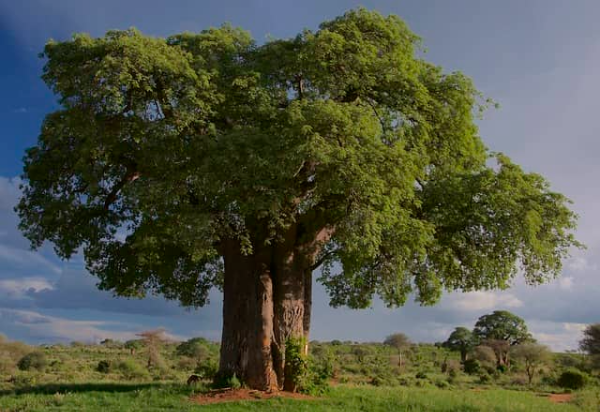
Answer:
547, 393, 573, 404
191, 388, 314, 405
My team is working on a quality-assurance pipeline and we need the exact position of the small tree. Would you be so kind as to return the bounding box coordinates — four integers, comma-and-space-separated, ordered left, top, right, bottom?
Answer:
443, 327, 475, 362
124, 339, 144, 356
384, 333, 412, 366
472, 345, 497, 371
511, 343, 551, 385
580, 324, 600, 356
137, 329, 168, 369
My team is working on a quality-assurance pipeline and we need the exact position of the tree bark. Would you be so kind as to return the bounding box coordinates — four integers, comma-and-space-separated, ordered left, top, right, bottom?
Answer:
218, 224, 332, 391
219, 239, 278, 390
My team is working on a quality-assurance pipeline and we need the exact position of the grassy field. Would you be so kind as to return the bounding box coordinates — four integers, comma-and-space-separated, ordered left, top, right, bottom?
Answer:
1, 337, 597, 411
0, 384, 596, 412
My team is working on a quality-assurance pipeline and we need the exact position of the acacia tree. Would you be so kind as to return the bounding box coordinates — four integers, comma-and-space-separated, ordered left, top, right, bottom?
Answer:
511, 343, 551, 385
17, 9, 579, 390
384, 333, 412, 365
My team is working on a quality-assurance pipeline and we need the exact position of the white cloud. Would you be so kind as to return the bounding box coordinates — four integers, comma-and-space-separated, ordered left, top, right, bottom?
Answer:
0, 277, 53, 298
530, 321, 587, 352
0, 176, 22, 211
0, 309, 145, 343
566, 256, 597, 273
449, 291, 523, 312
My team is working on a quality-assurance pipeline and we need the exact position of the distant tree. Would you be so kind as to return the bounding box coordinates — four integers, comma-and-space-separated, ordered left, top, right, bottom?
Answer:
384, 333, 412, 365
100, 338, 123, 349
176, 337, 209, 362
384, 333, 412, 349
124, 339, 144, 356
473, 311, 532, 346
472, 345, 497, 369
511, 343, 551, 385
580, 324, 600, 355
443, 327, 475, 362
137, 329, 168, 369
482, 339, 511, 367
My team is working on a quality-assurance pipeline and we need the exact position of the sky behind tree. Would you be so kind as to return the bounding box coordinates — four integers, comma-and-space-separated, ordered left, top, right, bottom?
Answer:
0, 0, 599, 349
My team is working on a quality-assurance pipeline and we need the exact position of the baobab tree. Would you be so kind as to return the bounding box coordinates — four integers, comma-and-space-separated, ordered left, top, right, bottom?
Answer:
17, 9, 580, 390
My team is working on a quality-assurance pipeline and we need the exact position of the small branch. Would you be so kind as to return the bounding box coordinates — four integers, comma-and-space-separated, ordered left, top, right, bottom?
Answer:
103, 170, 140, 210
310, 250, 336, 271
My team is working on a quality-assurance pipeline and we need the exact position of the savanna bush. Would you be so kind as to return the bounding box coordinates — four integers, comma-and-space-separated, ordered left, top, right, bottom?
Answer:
557, 369, 587, 390
96, 360, 111, 373
463, 359, 481, 375
194, 359, 218, 380
115, 359, 148, 380
17, 352, 47, 371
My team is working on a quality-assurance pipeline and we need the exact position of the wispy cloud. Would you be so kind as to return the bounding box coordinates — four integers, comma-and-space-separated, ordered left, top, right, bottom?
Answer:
447, 291, 523, 312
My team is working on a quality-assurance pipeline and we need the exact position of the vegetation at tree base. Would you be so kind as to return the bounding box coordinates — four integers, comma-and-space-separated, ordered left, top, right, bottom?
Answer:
16, 7, 581, 390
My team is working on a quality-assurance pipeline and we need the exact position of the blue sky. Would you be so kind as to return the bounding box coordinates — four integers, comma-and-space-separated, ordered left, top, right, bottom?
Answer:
1, 0, 599, 349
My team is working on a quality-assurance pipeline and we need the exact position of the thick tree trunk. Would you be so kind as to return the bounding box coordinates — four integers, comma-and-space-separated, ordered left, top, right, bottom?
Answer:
219, 240, 278, 390
218, 224, 332, 391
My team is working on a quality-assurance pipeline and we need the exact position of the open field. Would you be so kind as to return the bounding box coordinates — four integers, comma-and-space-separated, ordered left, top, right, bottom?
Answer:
1, 338, 599, 411
1, 384, 598, 412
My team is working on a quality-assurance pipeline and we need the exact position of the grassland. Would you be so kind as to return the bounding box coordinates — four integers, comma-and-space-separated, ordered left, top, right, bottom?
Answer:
0, 338, 597, 411
1, 384, 598, 412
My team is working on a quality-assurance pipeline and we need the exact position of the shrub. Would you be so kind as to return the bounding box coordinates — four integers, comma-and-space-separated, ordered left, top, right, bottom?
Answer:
176, 338, 209, 360
445, 360, 461, 376
463, 359, 481, 375
435, 379, 451, 389
195, 359, 219, 380
97, 360, 111, 373
479, 373, 491, 384
213, 372, 243, 389
116, 359, 148, 380
496, 364, 508, 373
17, 352, 47, 371
415, 371, 428, 379
557, 369, 587, 390
177, 356, 198, 371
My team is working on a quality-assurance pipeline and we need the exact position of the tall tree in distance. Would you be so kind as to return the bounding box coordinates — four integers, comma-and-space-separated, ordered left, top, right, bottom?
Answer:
444, 327, 475, 362
17, 9, 580, 390
384, 333, 412, 366
473, 311, 533, 346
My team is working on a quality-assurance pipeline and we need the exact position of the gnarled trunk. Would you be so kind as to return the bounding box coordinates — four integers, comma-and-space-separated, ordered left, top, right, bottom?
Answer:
218, 225, 331, 391
219, 240, 278, 390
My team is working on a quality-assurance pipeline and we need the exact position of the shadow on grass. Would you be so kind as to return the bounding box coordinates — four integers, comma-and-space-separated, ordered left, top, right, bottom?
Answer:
0, 381, 187, 396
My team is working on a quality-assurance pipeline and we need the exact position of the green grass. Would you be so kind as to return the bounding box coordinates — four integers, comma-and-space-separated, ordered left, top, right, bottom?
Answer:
0, 384, 593, 412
